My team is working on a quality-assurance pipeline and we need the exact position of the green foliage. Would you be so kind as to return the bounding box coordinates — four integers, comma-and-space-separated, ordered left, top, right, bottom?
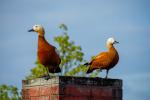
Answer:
1, 24, 101, 100
89, 70, 101, 77
54, 24, 87, 76
26, 60, 46, 79
0, 84, 22, 100
26, 24, 100, 79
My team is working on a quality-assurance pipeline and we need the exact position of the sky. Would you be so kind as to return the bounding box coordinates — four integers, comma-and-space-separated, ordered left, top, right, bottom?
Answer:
0, 0, 150, 99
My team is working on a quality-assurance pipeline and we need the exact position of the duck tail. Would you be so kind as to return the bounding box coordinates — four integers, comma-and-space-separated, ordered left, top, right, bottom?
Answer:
84, 62, 90, 66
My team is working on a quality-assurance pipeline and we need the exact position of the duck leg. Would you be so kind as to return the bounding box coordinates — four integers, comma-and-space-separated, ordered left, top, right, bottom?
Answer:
44, 67, 51, 80
105, 70, 109, 79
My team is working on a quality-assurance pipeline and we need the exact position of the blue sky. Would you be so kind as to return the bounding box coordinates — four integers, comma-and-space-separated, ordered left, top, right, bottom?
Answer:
0, 0, 150, 99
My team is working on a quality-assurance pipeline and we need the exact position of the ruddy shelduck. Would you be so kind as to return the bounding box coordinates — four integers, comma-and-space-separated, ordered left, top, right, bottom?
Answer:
28, 25, 61, 77
84, 37, 119, 78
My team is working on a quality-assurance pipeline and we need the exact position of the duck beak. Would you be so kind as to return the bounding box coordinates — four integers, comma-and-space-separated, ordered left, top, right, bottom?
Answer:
114, 41, 119, 44
28, 29, 34, 32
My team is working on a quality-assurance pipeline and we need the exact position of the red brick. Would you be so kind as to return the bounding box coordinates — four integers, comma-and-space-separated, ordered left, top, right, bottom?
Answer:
22, 76, 122, 100
112, 88, 122, 97
50, 95, 60, 100
49, 86, 59, 94
22, 89, 30, 99
93, 96, 114, 100
40, 86, 51, 95
29, 87, 40, 96
40, 96, 50, 100
30, 96, 39, 100
64, 85, 90, 96
60, 95, 88, 100
92, 87, 113, 97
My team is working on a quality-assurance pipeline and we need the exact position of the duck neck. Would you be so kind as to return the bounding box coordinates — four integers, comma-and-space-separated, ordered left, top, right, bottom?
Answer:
107, 44, 116, 53
38, 34, 46, 49
38, 35, 45, 40
37, 29, 45, 37
38, 31, 45, 37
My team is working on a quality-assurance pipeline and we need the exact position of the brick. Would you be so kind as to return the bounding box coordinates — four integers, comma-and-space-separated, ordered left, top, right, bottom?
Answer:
49, 86, 59, 94
51, 95, 60, 100
40, 96, 49, 100
92, 87, 113, 97
30, 96, 39, 100
22, 89, 30, 99
22, 76, 123, 100
40, 86, 51, 95
59, 95, 88, 100
63, 85, 91, 96
112, 88, 122, 97
29, 87, 40, 96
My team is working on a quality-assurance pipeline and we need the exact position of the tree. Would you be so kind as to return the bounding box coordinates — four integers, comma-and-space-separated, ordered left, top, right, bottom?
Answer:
54, 24, 87, 76
26, 61, 47, 79
26, 24, 100, 79
0, 84, 22, 100
0, 24, 101, 100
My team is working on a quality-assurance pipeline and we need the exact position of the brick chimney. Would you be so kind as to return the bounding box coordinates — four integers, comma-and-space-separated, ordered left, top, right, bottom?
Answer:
22, 76, 122, 100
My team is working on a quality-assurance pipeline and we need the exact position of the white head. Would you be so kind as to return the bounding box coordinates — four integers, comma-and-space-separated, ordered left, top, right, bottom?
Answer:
106, 37, 119, 46
28, 24, 45, 36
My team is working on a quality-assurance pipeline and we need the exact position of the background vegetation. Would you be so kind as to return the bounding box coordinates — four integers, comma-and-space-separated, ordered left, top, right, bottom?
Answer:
26, 24, 100, 79
1, 24, 100, 100
0, 84, 21, 100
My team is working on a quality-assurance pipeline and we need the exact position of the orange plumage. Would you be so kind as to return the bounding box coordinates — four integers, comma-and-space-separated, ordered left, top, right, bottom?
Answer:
85, 37, 119, 78
28, 25, 61, 73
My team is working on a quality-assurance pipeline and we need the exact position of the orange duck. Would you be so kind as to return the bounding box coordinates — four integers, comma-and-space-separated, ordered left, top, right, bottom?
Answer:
28, 25, 61, 77
84, 37, 119, 78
